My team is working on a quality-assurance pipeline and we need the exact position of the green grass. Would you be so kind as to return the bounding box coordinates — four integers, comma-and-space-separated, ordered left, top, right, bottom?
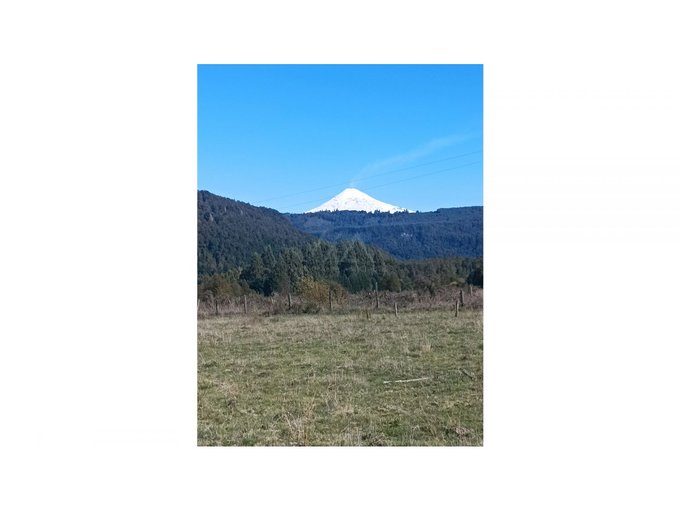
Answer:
197, 309, 482, 446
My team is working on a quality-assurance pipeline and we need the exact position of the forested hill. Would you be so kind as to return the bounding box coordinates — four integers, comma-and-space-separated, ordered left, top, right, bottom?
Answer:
285, 207, 483, 259
198, 190, 315, 274
198, 191, 482, 293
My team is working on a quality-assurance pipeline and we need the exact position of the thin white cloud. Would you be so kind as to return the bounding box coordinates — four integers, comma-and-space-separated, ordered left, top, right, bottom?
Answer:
349, 133, 470, 187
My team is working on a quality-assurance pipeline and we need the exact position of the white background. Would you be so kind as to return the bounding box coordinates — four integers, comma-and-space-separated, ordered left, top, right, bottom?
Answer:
1, 1, 679, 508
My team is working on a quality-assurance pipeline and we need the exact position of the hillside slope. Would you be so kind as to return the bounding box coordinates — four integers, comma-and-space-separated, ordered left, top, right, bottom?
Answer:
286, 207, 483, 259
198, 190, 315, 275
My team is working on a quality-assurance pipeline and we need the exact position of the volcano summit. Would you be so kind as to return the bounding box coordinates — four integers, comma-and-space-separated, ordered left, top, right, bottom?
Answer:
306, 188, 411, 213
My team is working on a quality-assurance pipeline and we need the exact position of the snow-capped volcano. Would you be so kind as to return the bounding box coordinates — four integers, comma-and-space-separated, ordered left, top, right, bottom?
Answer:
306, 188, 411, 213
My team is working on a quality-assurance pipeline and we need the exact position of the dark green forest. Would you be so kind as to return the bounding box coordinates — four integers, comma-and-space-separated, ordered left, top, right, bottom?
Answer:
198, 191, 482, 302
286, 207, 482, 259
198, 191, 314, 274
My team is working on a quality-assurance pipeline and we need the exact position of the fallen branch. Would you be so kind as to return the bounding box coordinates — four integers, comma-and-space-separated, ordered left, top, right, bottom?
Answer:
383, 377, 431, 384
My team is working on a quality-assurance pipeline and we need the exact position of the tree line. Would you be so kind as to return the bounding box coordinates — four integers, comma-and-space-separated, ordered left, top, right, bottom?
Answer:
197, 190, 482, 306
199, 238, 482, 303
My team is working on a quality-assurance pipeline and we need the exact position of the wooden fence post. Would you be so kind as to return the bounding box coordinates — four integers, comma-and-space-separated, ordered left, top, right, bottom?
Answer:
287, 292, 292, 310
455, 299, 459, 317
375, 281, 379, 309
394, 302, 398, 318
215, 300, 219, 316
243, 295, 248, 314
329, 287, 333, 312
459, 288, 465, 307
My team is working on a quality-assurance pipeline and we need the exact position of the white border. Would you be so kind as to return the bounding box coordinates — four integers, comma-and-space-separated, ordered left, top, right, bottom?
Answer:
2, 1, 679, 508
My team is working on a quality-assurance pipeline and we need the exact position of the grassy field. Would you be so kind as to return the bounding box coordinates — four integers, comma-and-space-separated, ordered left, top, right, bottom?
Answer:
198, 309, 482, 446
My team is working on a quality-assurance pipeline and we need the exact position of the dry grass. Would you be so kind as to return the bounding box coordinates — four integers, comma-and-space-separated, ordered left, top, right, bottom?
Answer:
198, 309, 482, 446
197, 286, 483, 318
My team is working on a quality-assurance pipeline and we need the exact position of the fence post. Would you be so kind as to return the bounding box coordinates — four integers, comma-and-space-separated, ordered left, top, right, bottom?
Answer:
455, 299, 459, 317
287, 292, 291, 310
394, 302, 398, 318
459, 288, 465, 307
243, 295, 248, 314
375, 281, 379, 309
329, 287, 333, 312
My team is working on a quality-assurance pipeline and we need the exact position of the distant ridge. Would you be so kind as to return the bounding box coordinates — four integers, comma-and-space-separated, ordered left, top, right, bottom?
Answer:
306, 188, 411, 213
287, 206, 483, 259
198, 190, 482, 277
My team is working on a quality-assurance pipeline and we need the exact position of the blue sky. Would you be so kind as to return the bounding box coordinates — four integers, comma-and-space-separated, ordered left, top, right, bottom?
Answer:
198, 65, 482, 213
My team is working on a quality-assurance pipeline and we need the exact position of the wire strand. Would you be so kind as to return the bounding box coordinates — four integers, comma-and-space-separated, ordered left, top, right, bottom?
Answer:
283, 159, 482, 211
259, 150, 482, 204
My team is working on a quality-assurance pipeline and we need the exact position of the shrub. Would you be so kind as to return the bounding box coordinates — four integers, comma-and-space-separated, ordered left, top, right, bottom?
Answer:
298, 277, 347, 311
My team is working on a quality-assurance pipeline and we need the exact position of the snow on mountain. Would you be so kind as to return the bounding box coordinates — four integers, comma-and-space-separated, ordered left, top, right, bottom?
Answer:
306, 188, 412, 213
